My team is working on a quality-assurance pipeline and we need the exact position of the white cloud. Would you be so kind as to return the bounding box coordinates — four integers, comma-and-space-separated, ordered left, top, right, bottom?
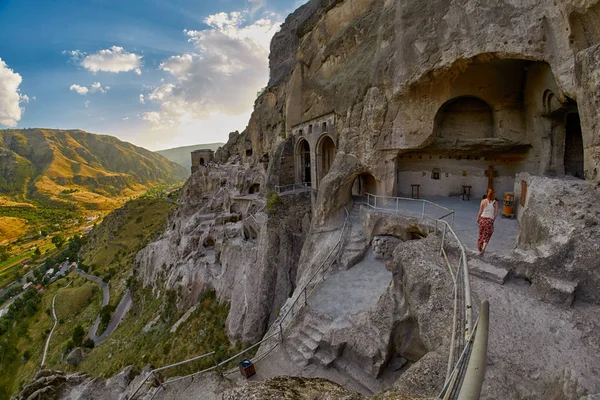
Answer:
135, 68, 142, 75
84, 100, 90, 108
0, 58, 27, 127
90, 82, 108, 93
143, 11, 281, 131
70, 82, 108, 95
70, 84, 89, 95
139, 94, 145, 104
248, 0, 266, 14
123, 116, 129, 120
68, 46, 143, 73
139, 111, 162, 125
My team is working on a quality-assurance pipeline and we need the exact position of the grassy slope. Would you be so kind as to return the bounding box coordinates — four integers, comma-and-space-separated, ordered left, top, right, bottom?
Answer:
80, 198, 177, 306
1, 197, 248, 397
156, 143, 224, 170
0, 274, 102, 396
0, 217, 28, 245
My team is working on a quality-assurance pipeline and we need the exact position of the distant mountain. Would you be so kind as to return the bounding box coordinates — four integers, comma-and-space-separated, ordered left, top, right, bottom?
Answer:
0, 128, 188, 210
157, 143, 224, 171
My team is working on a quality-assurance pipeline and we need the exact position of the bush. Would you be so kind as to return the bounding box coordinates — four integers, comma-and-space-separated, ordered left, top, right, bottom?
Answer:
22, 350, 31, 362
82, 338, 95, 349
265, 190, 281, 215
72, 325, 85, 347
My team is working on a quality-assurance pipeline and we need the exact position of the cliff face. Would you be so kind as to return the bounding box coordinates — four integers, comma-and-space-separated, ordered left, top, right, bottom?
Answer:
135, 164, 311, 342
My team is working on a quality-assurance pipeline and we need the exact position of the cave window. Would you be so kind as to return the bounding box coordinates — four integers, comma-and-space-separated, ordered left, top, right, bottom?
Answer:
249, 183, 260, 194
246, 149, 253, 157
308, 124, 313, 134
199, 157, 205, 166
322, 122, 327, 132
298, 129, 303, 136
431, 168, 441, 180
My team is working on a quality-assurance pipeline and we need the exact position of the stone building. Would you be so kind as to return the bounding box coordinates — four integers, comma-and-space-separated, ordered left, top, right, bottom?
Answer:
191, 149, 214, 174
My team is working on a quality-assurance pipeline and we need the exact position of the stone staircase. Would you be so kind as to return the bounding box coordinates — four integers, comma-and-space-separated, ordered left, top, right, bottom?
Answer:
339, 201, 369, 270
284, 310, 335, 368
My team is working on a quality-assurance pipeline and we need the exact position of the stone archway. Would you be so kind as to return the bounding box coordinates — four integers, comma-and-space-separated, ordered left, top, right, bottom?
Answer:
296, 138, 312, 186
318, 135, 336, 185
352, 172, 378, 197
564, 113, 584, 179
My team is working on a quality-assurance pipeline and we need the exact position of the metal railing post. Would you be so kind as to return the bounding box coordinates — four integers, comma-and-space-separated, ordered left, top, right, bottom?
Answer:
440, 223, 447, 256
212, 353, 222, 377
422, 201, 425, 219
457, 301, 489, 400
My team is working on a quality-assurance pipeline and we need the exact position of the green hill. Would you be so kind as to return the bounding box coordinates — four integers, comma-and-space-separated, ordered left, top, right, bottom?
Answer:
156, 143, 224, 171
0, 128, 188, 210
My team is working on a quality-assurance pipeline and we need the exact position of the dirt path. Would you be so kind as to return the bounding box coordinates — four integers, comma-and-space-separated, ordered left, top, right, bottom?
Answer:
41, 280, 72, 368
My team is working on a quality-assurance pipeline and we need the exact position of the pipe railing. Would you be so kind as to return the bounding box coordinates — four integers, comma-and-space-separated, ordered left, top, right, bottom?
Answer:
276, 206, 350, 332
128, 206, 350, 400
274, 182, 315, 194
360, 193, 486, 399
364, 193, 455, 226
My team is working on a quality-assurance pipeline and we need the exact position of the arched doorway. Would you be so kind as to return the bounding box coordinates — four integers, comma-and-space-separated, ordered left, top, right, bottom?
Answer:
319, 135, 335, 184
352, 172, 377, 197
199, 157, 205, 166
297, 139, 312, 186
564, 113, 584, 179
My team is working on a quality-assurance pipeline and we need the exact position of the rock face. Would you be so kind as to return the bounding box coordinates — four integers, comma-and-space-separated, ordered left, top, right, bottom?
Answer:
135, 163, 311, 342
66, 348, 86, 367
506, 173, 600, 304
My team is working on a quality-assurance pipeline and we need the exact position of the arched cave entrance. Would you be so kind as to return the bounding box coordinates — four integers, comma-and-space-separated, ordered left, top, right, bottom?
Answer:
564, 113, 584, 179
249, 183, 261, 194
319, 135, 336, 184
297, 138, 312, 186
435, 96, 494, 139
200, 157, 205, 166
352, 172, 378, 197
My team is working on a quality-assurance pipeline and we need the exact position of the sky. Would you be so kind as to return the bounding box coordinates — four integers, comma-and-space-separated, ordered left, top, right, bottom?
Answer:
0, 0, 307, 150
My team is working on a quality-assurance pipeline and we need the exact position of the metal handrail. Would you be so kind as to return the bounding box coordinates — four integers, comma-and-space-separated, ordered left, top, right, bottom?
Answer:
128, 206, 350, 399
359, 193, 481, 398
274, 182, 315, 194
277, 206, 350, 331
364, 193, 455, 226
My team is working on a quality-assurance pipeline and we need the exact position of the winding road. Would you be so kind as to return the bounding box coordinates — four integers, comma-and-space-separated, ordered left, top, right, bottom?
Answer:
76, 269, 132, 345
41, 280, 73, 368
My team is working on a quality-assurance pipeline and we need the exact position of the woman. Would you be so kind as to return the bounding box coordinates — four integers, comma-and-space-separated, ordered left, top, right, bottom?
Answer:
477, 188, 498, 254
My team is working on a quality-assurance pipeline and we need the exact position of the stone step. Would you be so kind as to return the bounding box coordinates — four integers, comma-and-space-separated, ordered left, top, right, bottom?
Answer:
302, 325, 323, 342
533, 275, 577, 307
313, 350, 336, 367
286, 345, 310, 367
468, 258, 509, 284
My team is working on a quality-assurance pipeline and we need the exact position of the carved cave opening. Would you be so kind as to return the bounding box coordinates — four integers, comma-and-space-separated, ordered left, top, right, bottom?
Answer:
297, 138, 312, 186
352, 172, 378, 197
564, 112, 584, 179
319, 135, 336, 184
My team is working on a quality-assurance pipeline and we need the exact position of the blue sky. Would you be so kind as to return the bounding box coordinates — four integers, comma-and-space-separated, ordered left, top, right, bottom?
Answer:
0, 0, 306, 150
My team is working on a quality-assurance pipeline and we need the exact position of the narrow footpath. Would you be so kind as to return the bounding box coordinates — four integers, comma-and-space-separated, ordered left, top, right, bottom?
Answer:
41, 280, 72, 368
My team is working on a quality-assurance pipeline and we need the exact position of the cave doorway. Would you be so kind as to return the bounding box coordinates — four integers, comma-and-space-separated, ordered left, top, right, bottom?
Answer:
319, 135, 335, 185
199, 157, 205, 166
564, 113, 584, 179
297, 139, 312, 187
352, 172, 378, 197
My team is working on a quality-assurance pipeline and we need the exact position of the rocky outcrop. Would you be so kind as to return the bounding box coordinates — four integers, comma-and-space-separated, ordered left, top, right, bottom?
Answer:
493, 173, 600, 304
135, 163, 311, 342
66, 348, 86, 367
223, 376, 363, 400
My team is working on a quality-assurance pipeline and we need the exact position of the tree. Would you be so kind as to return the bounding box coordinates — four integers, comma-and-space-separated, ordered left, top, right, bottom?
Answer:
51, 235, 65, 249
82, 338, 95, 349
72, 325, 85, 347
